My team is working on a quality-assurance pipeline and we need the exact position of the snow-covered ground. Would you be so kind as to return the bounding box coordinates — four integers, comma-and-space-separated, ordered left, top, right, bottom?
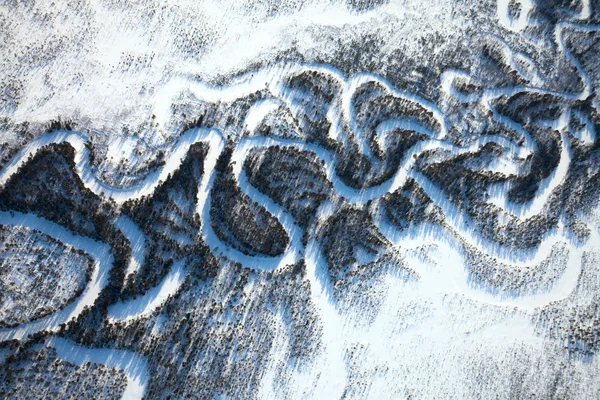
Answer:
114, 215, 146, 283
1, 0, 599, 398
107, 259, 187, 324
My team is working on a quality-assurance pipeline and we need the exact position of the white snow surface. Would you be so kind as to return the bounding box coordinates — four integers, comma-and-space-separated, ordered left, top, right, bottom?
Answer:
114, 215, 146, 283
107, 259, 187, 323
1, 0, 600, 398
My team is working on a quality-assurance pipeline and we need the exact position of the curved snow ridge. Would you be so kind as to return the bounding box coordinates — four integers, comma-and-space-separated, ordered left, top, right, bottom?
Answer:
198, 137, 304, 271
375, 213, 585, 309
485, 33, 544, 86
0, 128, 224, 205
154, 64, 296, 126
107, 259, 187, 324
0, 121, 292, 272
0, 130, 84, 189
341, 72, 448, 159
45, 337, 148, 400
0, 111, 581, 277
473, 22, 600, 216
371, 152, 591, 309
154, 63, 345, 132
152, 56, 587, 222
114, 215, 146, 283
0, 211, 113, 342
554, 22, 600, 101
243, 99, 282, 133
152, 22, 597, 223
0, 125, 552, 273
484, 22, 600, 105
106, 129, 224, 323
487, 129, 572, 220
374, 118, 440, 150
225, 131, 582, 309
290, 205, 588, 396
